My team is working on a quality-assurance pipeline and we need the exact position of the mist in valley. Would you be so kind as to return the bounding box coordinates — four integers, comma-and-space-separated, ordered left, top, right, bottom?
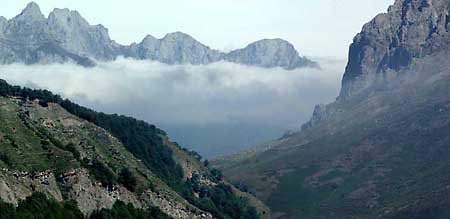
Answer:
0, 58, 344, 157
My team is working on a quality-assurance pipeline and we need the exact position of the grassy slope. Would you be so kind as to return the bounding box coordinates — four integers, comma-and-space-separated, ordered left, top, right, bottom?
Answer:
0, 97, 78, 173
218, 54, 450, 219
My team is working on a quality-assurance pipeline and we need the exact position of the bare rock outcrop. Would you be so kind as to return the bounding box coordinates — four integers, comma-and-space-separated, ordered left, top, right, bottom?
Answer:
0, 169, 62, 206
340, 0, 450, 99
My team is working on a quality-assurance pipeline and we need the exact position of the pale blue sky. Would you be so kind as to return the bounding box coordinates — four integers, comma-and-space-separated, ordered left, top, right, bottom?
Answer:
0, 0, 394, 58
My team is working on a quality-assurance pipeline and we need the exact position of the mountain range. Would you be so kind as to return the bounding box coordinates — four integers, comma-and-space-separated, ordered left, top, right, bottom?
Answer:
0, 2, 317, 70
215, 0, 450, 218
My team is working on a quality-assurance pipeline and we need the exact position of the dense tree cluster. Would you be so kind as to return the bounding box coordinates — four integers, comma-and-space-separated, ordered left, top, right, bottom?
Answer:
174, 146, 259, 219
90, 201, 172, 219
0, 193, 172, 219
0, 152, 11, 166
180, 147, 203, 161
182, 179, 259, 219
118, 168, 138, 192
81, 158, 117, 188
0, 193, 84, 219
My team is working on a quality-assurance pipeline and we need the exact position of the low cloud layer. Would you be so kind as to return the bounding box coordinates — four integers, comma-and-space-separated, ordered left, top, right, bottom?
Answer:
0, 58, 345, 157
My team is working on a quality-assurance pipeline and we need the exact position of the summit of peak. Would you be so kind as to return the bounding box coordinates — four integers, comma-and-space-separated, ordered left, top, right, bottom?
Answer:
14, 2, 45, 21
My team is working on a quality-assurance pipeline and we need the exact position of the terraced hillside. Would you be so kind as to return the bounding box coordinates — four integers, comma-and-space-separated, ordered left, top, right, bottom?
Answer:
0, 79, 266, 219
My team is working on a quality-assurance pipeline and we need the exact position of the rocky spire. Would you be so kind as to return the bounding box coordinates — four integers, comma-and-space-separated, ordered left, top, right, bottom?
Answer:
13, 2, 45, 21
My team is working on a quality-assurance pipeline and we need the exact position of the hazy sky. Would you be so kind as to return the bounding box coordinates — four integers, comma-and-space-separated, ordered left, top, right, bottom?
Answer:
0, 0, 393, 58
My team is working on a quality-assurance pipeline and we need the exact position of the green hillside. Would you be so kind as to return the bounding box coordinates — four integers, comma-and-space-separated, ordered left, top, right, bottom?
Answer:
0, 79, 263, 219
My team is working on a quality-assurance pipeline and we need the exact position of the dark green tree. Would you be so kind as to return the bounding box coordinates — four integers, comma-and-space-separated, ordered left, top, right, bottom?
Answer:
0, 200, 16, 219
82, 159, 116, 187
118, 168, 137, 192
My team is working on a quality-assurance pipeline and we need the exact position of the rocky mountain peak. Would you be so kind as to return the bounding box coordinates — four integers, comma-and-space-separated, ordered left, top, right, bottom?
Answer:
160, 31, 218, 52
225, 38, 317, 69
0, 16, 6, 28
133, 31, 224, 65
48, 8, 90, 28
163, 31, 196, 41
14, 2, 45, 21
137, 34, 158, 48
142, 34, 157, 42
249, 38, 295, 48
45, 7, 117, 61
340, 0, 450, 99
243, 38, 301, 57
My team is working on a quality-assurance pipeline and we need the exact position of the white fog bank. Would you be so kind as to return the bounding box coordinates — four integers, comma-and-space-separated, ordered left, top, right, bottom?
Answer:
0, 58, 345, 157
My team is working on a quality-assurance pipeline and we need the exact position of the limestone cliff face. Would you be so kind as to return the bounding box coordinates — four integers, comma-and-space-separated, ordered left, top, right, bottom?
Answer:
340, 0, 450, 99
0, 2, 316, 69
306, 0, 450, 130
